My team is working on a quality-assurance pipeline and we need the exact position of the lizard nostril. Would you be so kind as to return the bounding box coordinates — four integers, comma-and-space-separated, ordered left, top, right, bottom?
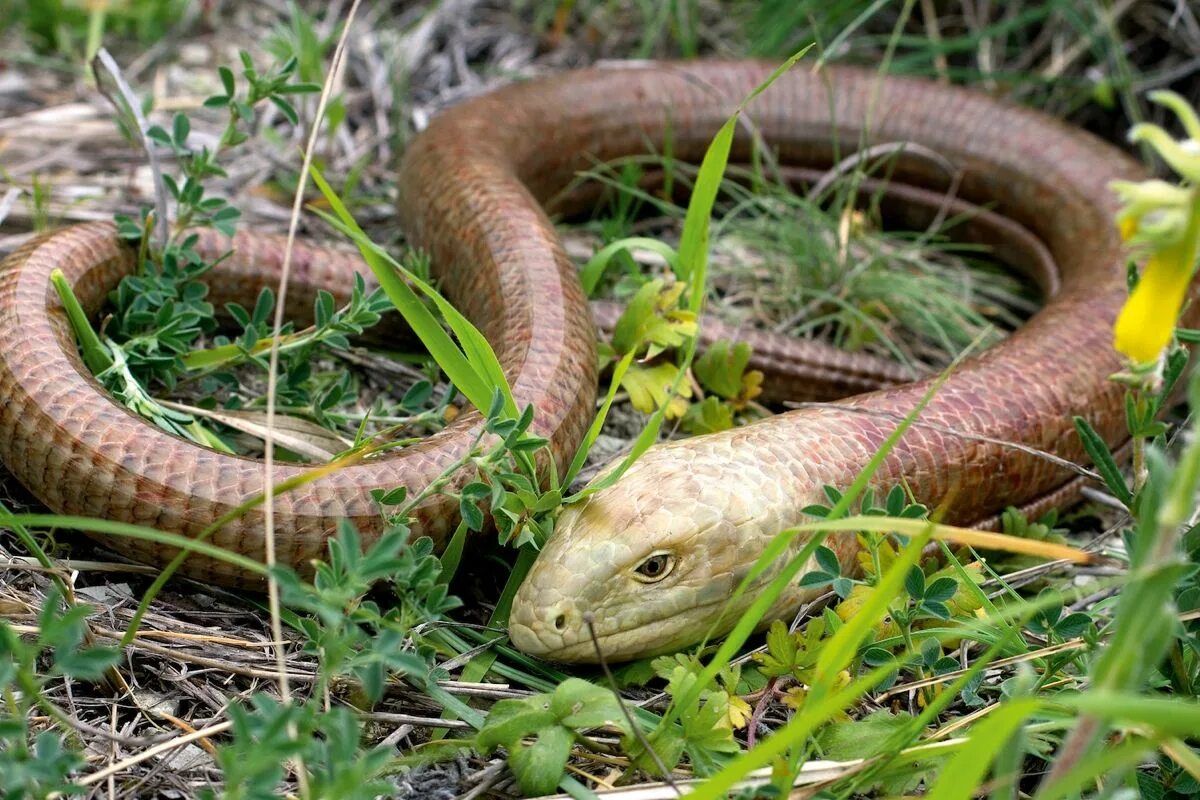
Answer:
553, 613, 567, 631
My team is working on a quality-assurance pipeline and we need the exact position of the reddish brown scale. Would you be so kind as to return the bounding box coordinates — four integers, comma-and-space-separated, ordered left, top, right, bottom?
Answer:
0, 62, 1149, 594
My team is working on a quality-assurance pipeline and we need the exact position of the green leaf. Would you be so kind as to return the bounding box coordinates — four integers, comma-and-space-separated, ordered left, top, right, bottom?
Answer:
815, 545, 841, 577
50, 270, 113, 375
798, 570, 833, 589
904, 566, 926, 600
682, 694, 740, 777
756, 619, 801, 677
146, 124, 171, 146
219, 64, 235, 96
269, 95, 300, 126
816, 709, 913, 762
925, 576, 958, 603
621, 361, 693, 416
551, 678, 626, 731
1055, 612, 1092, 639
626, 725, 686, 777
693, 339, 754, 400
172, 112, 189, 146
683, 396, 735, 434
459, 496, 484, 531
921, 600, 951, 620
1072, 416, 1133, 507
1055, 691, 1200, 738
475, 699, 556, 752
509, 725, 572, 797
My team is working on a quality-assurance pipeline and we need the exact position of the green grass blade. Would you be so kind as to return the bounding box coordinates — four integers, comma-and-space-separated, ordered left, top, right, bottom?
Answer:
50, 268, 113, 374
308, 164, 516, 418
677, 47, 810, 311
1055, 691, 1200, 739
580, 237, 680, 295
437, 519, 469, 584
567, 415, 664, 501
682, 661, 903, 800
562, 350, 636, 496
0, 513, 268, 577
925, 699, 1041, 800
1036, 737, 1158, 800
668, 531, 830, 722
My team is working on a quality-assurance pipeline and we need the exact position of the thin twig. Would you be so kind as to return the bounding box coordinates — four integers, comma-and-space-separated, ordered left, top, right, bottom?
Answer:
262, 0, 363, 704
784, 401, 1104, 482
745, 676, 779, 749
79, 720, 234, 787
584, 613, 680, 796
357, 711, 473, 730
919, 0, 950, 83
258, 8, 362, 796
805, 141, 958, 201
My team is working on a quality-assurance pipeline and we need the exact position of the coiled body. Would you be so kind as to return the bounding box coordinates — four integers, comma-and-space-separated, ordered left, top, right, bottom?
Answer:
0, 64, 1141, 660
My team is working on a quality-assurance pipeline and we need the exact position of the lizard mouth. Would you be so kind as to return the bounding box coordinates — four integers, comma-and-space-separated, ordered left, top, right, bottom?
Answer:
508, 594, 733, 663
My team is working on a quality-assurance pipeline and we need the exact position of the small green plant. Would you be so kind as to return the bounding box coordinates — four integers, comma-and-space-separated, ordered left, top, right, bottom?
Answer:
272, 522, 454, 700
53, 52, 330, 451
210, 696, 393, 800
476, 678, 631, 796
264, 2, 345, 141
68, 52, 445, 460
631, 656, 745, 777
206, 584, 452, 800
754, 615, 845, 699
0, 588, 119, 799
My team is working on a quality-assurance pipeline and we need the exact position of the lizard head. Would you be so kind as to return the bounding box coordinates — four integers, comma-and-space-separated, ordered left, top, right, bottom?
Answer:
508, 440, 813, 662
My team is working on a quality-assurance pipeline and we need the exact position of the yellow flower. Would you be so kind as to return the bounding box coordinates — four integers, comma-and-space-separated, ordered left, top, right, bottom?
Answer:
1113, 240, 1198, 364
1108, 90, 1200, 365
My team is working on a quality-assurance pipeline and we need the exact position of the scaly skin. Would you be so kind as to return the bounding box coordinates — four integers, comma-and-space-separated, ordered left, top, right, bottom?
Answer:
0, 63, 1141, 661
506, 63, 1142, 662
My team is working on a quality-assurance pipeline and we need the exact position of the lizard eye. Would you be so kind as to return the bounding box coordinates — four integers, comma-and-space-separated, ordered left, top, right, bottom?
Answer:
633, 552, 676, 583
